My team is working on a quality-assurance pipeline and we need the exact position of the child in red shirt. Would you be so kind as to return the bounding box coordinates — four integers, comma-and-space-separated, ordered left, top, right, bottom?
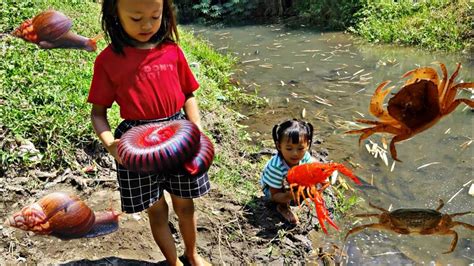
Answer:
88, 0, 210, 265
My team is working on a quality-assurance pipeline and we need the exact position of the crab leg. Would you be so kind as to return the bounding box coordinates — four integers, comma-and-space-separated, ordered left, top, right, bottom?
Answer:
312, 196, 329, 234
435, 62, 449, 99
443, 99, 474, 116
368, 202, 389, 212
442, 230, 458, 254
440, 62, 460, 103
442, 82, 474, 112
345, 121, 401, 146
354, 213, 381, 218
435, 199, 444, 211
344, 223, 388, 241
451, 221, 474, 231
389, 134, 414, 162
448, 212, 472, 219
369, 81, 397, 122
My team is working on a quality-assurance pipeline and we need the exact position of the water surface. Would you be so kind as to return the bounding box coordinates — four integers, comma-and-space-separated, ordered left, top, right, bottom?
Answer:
186, 24, 473, 264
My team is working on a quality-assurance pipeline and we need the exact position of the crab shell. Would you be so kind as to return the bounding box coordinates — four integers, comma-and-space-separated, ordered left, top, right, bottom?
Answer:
387, 79, 440, 129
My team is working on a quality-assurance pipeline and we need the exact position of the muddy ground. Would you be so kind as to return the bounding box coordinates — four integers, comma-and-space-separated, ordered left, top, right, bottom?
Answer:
0, 116, 347, 265
0, 164, 343, 265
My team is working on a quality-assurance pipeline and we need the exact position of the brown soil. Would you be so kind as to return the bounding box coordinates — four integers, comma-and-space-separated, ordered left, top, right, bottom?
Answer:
0, 120, 344, 265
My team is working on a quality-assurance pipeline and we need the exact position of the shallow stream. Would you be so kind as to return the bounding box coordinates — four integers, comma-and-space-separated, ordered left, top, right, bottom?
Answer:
186, 24, 473, 264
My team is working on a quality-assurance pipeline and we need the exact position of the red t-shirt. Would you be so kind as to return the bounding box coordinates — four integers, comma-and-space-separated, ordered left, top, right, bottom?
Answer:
88, 42, 199, 120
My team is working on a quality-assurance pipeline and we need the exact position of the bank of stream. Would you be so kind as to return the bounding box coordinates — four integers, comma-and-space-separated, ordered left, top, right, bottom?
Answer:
186, 23, 474, 264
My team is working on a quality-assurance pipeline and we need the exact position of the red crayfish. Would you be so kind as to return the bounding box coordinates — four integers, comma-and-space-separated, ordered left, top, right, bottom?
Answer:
287, 162, 361, 234
5, 192, 120, 238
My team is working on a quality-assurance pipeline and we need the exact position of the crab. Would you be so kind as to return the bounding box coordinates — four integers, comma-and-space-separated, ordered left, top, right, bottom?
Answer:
344, 199, 474, 254
346, 62, 474, 161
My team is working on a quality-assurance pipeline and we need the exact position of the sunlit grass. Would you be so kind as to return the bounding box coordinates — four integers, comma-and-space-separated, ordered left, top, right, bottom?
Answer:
350, 1, 471, 52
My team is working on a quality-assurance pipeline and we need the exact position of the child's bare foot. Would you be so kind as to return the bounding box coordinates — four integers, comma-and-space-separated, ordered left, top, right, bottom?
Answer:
180, 253, 211, 266
276, 204, 299, 224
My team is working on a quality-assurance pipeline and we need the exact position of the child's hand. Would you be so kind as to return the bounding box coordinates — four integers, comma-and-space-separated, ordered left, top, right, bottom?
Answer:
105, 139, 122, 164
196, 123, 203, 131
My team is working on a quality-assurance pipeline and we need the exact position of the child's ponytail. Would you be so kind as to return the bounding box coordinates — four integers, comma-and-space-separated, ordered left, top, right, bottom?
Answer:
303, 121, 314, 148
272, 123, 280, 147
272, 119, 314, 150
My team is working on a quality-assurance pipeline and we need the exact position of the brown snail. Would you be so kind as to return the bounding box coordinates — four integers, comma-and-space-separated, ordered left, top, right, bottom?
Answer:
12, 10, 101, 52
5, 192, 120, 238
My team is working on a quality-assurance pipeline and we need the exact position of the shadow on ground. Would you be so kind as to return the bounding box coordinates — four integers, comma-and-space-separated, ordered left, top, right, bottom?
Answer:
242, 195, 299, 239
61, 257, 166, 266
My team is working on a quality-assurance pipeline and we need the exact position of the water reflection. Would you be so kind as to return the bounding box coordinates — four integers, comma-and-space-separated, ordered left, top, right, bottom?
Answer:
186, 24, 473, 264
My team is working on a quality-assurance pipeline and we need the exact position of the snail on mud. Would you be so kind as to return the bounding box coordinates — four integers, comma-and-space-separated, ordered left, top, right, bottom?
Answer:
12, 10, 101, 52
5, 192, 120, 238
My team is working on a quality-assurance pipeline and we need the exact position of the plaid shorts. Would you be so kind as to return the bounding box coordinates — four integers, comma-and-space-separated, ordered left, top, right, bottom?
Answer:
114, 112, 211, 213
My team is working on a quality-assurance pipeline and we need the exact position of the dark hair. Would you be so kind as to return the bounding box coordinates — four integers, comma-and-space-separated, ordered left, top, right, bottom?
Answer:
272, 119, 313, 153
101, 0, 179, 55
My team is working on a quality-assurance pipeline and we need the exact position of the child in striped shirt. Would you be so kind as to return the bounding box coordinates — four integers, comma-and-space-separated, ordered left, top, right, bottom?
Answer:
260, 119, 315, 224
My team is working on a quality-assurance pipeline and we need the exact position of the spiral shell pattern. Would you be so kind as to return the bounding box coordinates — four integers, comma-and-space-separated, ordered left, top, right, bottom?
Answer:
5, 192, 96, 237
118, 120, 201, 173
184, 133, 215, 176
12, 10, 72, 43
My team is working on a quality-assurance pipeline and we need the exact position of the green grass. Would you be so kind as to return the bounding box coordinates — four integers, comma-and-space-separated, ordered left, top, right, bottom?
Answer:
0, 0, 104, 169
350, 0, 472, 52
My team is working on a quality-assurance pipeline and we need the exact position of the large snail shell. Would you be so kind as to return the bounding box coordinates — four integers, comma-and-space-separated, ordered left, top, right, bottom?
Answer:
32, 10, 72, 42
13, 10, 72, 43
40, 192, 95, 237
11, 10, 99, 52
6, 192, 95, 238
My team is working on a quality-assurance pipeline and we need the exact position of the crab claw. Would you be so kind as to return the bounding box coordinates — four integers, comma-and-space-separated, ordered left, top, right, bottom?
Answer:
312, 191, 339, 234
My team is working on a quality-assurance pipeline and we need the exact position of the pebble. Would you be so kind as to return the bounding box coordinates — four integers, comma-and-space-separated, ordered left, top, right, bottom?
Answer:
132, 213, 141, 221
469, 183, 474, 196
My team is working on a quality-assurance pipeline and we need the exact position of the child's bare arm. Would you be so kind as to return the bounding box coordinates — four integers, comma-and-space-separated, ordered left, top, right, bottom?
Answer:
183, 93, 202, 130
91, 104, 121, 163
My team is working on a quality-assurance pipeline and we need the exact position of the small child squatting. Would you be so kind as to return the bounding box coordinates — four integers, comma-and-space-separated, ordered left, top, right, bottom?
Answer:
260, 119, 316, 224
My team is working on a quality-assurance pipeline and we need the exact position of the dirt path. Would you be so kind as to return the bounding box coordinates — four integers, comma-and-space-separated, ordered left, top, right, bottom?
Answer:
1, 165, 348, 265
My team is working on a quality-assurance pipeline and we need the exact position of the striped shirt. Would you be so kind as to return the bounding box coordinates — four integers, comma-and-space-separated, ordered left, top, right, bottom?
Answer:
260, 152, 312, 189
